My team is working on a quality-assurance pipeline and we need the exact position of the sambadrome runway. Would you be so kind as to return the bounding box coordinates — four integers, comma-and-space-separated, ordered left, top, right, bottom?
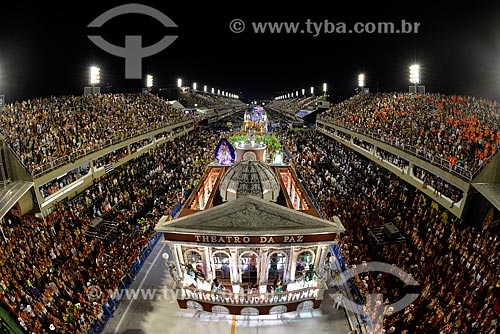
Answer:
103, 242, 352, 334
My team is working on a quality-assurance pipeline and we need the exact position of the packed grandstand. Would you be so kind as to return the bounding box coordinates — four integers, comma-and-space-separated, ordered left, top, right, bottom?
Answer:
318, 93, 500, 179
0, 92, 243, 178
0, 89, 498, 334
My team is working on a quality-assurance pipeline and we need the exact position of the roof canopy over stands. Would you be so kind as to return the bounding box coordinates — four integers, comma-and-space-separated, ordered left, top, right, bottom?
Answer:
0, 181, 34, 221
472, 183, 500, 212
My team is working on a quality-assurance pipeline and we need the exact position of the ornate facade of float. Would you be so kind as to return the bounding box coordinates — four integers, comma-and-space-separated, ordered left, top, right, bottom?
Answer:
155, 116, 345, 316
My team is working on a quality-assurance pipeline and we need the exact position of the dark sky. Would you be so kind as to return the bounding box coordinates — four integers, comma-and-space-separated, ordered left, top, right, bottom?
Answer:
1, 1, 500, 103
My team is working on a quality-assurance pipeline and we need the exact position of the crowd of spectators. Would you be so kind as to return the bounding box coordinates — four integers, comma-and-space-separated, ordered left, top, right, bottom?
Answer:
352, 137, 374, 152
318, 92, 500, 178
335, 129, 352, 142
267, 96, 324, 116
0, 118, 229, 333
375, 148, 409, 171
38, 139, 155, 201
39, 165, 90, 199
319, 122, 460, 203
130, 138, 152, 154
282, 128, 499, 334
178, 90, 245, 109
92, 147, 129, 169
1, 104, 498, 333
0, 93, 191, 175
413, 166, 464, 205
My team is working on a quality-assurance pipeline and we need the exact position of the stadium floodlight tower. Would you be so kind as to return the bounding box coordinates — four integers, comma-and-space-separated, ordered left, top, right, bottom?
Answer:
84, 66, 101, 95
142, 74, 153, 95
90, 66, 100, 86
409, 64, 419, 85
358, 73, 366, 94
409, 64, 424, 93
146, 75, 153, 89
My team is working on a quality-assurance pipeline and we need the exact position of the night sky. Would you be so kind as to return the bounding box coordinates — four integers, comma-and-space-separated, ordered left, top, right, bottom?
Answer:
1, 1, 500, 103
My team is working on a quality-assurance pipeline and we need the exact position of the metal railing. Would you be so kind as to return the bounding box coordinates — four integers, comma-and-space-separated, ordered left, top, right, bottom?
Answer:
180, 285, 321, 306
317, 120, 495, 181
330, 244, 369, 331
29, 119, 193, 178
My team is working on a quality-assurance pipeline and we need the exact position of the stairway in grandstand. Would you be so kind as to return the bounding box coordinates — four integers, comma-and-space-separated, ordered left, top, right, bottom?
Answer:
367, 222, 406, 248
84, 217, 119, 242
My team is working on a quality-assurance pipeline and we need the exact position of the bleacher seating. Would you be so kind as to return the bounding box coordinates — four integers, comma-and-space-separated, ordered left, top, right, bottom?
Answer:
282, 127, 499, 333
0, 93, 191, 177
178, 90, 245, 109
267, 96, 324, 117
0, 123, 220, 333
318, 92, 500, 179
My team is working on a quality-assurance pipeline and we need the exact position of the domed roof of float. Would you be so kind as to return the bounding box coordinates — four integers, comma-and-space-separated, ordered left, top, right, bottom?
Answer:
219, 152, 279, 197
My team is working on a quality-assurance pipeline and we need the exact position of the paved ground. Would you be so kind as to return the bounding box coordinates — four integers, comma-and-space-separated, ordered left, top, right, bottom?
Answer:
102, 241, 354, 334
0, 304, 24, 334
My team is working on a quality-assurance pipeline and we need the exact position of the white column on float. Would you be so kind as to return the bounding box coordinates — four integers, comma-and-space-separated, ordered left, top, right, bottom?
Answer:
283, 248, 290, 282
204, 246, 213, 281
230, 249, 239, 284
289, 247, 298, 281
175, 244, 185, 279
318, 245, 329, 276
170, 242, 182, 279
314, 245, 322, 271
259, 249, 269, 286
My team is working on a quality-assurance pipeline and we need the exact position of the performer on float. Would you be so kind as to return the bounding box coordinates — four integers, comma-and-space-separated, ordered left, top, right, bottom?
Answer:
305, 264, 319, 282
273, 276, 283, 292
211, 278, 224, 292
